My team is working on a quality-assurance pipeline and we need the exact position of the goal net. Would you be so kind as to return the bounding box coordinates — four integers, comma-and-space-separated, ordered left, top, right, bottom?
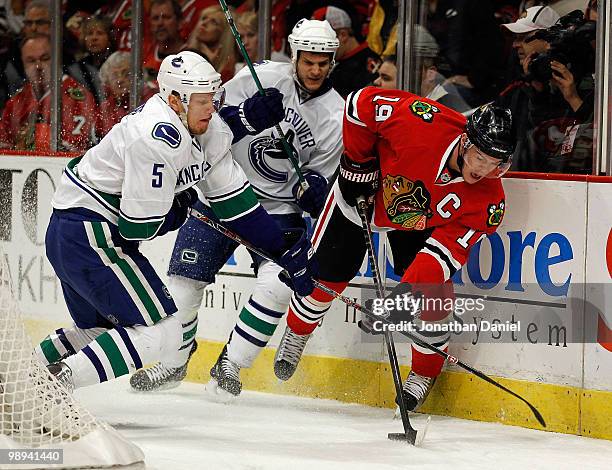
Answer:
0, 247, 144, 469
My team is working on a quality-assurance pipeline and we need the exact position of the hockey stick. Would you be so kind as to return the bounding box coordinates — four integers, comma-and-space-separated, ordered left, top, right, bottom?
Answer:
355, 197, 418, 444
217, 0, 309, 192
189, 207, 546, 428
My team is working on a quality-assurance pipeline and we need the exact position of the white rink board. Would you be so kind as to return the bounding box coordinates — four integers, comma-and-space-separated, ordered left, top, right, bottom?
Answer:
2, 155, 612, 392
584, 182, 612, 391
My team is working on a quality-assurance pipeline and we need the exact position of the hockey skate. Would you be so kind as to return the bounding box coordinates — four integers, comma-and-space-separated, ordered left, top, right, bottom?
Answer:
47, 361, 74, 393
395, 370, 437, 413
129, 341, 198, 392
273, 326, 311, 381
206, 345, 242, 400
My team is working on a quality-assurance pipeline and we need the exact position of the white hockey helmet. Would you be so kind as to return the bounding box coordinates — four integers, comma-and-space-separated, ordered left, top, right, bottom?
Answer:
288, 19, 340, 65
157, 51, 224, 111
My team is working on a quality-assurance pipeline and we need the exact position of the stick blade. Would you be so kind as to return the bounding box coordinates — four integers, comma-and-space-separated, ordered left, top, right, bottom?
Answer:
388, 431, 418, 445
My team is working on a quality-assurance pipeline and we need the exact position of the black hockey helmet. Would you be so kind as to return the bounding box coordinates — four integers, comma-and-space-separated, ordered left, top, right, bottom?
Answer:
465, 104, 516, 162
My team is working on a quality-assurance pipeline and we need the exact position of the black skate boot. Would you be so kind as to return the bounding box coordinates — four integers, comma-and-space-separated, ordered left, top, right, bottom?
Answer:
209, 345, 242, 396
130, 341, 198, 392
396, 370, 437, 412
273, 326, 311, 381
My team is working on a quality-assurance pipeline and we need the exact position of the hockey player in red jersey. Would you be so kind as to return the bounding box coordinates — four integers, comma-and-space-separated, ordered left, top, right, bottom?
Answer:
274, 86, 516, 412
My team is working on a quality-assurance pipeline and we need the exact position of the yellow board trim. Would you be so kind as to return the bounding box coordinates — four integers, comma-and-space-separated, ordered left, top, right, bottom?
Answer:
24, 321, 611, 441
186, 339, 612, 441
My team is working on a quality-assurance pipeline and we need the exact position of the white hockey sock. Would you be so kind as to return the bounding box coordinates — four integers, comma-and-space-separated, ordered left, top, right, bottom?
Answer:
35, 324, 108, 365
227, 261, 291, 368
164, 275, 208, 368
64, 315, 182, 389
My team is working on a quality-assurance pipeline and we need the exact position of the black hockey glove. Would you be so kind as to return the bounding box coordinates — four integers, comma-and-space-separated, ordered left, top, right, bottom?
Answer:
241, 88, 285, 133
359, 283, 422, 335
292, 171, 328, 218
338, 153, 379, 207
277, 228, 318, 297
218, 88, 284, 143
157, 187, 198, 236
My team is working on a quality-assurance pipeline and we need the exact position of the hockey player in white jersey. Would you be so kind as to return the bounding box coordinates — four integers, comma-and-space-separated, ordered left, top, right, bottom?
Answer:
129, 19, 344, 396
36, 51, 317, 392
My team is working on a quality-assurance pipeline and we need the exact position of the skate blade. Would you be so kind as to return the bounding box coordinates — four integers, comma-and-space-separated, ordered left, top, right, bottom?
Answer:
129, 378, 183, 393
204, 378, 237, 404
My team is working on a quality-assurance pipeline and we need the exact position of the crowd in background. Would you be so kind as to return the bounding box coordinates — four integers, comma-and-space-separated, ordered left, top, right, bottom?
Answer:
0, 0, 599, 174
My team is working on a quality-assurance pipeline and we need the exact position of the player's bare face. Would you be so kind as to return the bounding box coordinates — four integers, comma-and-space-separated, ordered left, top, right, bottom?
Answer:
462, 145, 503, 184
187, 93, 216, 135
296, 52, 331, 92
150, 3, 179, 44
373, 61, 397, 89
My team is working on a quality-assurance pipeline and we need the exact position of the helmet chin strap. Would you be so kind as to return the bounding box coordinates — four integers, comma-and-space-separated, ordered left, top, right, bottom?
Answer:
456, 136, 470, 172
179, 110, 189, 132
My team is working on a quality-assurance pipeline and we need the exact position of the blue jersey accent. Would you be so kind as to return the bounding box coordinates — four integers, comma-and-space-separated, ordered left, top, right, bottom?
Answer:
152, 122, 181, 148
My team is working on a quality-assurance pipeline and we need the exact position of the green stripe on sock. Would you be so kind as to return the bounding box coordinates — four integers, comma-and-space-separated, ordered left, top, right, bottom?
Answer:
239, 307, 276, 336
39, 337, 62, 364
183, 324, 198, 342
95, 332, 129, 378
91, 222, 162, 323
210, 187, 258, 221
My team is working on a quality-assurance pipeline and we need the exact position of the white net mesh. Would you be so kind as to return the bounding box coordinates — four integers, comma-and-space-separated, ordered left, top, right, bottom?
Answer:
0, 246, 144, 468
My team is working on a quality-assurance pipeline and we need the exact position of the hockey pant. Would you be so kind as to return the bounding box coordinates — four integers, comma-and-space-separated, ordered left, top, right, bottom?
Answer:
286, 189, 453, 378
38, 208, 182, 388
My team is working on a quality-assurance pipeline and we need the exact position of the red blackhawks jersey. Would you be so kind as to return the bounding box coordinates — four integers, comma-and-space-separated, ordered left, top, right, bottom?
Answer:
342, 86, 506, 285
0, 76, 95, 152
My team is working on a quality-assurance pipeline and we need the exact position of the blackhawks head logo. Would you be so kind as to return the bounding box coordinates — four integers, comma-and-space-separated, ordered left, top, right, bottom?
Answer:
382, 175, 433, 229
410, 100, 439, 123
487, 200, 505, 227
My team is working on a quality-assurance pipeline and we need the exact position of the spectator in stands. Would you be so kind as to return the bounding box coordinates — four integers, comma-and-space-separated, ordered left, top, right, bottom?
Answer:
186, 5, 236, 82
372, 26, 470, 113
426, 0, 506, 106
373, 54, 396, 89
0, 13, 23, 109
0, 0, 25, 35
497, 9, 595, 173
143, 0, 185, 81
234, 10, 289, 72
366, 0, 398, 59
22, 0, 50, 37
311, 5, 380, 98
0, 34, 96, 152
179, 0, 217, 41
585, 0, 598, 22
96, 51, 157, 138
68, 16, 114, 105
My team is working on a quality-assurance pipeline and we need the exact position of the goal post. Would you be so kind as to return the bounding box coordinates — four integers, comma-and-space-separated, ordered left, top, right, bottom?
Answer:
0, 247, 145, 469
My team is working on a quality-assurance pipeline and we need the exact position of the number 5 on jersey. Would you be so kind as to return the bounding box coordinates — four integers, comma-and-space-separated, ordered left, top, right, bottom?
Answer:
152, 163, 165, 188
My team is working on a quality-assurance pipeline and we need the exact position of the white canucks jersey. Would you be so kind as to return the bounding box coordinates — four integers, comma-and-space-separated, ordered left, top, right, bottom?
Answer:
52, 94, 246, 237
223, 61, 345, 215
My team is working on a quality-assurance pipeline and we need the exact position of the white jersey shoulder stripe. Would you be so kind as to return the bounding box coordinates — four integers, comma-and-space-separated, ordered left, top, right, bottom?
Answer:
65, 166, 120, 217
345, 88, 366, 127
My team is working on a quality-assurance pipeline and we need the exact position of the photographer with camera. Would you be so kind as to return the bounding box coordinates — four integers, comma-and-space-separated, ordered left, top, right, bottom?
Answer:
498, 9, 595, 174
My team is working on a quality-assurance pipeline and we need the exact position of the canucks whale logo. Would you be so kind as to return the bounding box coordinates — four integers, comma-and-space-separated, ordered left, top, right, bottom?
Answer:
248, 129, 298, 183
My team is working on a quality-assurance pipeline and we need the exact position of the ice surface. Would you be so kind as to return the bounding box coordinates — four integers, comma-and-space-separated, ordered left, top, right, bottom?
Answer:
76, 378, 612, 470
